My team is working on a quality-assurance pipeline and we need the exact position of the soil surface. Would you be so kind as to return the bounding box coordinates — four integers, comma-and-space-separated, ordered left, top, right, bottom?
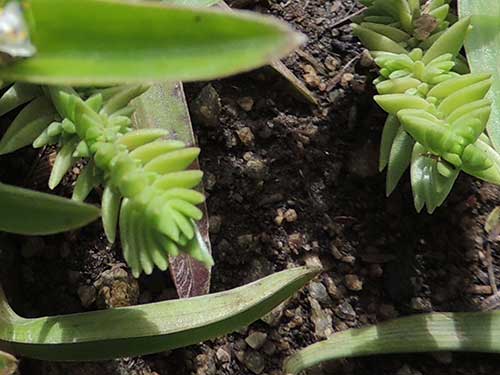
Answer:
2, 0, 500, 374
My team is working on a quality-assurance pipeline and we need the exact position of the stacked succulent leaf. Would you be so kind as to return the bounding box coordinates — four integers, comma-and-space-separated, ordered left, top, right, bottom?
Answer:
0, 84, 210, 277
353, 0, 500, 212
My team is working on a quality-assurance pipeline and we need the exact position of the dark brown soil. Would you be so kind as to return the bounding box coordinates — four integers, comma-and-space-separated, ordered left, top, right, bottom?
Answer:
2, 0, 500, 374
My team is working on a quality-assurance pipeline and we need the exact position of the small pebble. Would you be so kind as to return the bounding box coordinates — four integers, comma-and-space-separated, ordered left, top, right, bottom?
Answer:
94, 265, 139, 308
335, 301, 356, 320
191, 84, 221, 128
244, 157, 267, 180
235, 350, 245, 363
77, 285, 96, 308
245, 332, 267, 350
243, 351, 265, 374
323, 275, 341, 299
215, 347, 231, 363
335, 321, 349, 332
345, 274, 363, 291
410, 297, 432, 312
261, 301, 285, 326
234, 339, 247, 351
275, 208, 298, 225
262, 341, 276, 356
308, 282, 331, 305
340, 73, 354, 88
331, 244, 343, 260
304, 255, 323, 269
309, 297, 333, 339
287, 233, 304, 252
236, 127, 255, 146
284, 208, 298, 223
237, 96, 254, 111
324, 55, 339, 71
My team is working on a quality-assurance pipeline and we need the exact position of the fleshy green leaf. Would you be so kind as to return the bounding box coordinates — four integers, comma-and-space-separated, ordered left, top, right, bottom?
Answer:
0, 182, 100, 235
460, 1, 500, 152
48, 137, 79, 190
422, 17, 471, 64
462, 139, 500, 184
374, 94, 430, 115
72, 162, 100, 202
0, 0, 304, 86
485, 206, 500, 237
284, 311, 500, 374
352, 24, 407, 54
411, 143, 459, 214
0, 96, 55, 155
379, 115, 400, 171
0, 266, 319, 361
101, 185, 121, 243
386, 128, 414, 195
0, 83, 40, 117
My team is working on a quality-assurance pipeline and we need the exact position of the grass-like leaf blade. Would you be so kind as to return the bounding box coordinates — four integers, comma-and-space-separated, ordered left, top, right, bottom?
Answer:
131, 82, 212, 297
0, 266, 319, 361
284, 311, 500, 374
0, 96, 55, 155
0, 182, 100, 235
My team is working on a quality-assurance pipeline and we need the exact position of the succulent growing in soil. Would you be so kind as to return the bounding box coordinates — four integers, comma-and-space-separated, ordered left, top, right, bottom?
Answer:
282, 1, 500, 373
38, 85, 210, 277
0, 0, 304, 275
0, 0, 320, 362
353, 0, 500, 213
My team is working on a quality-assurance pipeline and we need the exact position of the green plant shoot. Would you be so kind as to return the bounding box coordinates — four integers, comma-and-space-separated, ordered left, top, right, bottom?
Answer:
353, 0, 500, 213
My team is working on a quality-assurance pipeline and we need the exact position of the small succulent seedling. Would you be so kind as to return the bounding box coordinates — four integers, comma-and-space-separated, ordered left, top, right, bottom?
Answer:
0, 0, 305, 276
41, 85, 211, 278
283, 2, 500, 373
353, 0, 500, 213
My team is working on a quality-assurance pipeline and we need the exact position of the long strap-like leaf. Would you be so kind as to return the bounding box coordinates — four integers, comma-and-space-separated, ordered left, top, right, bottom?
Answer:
0, 266, 318, 361
131, 82, 212, 297
0, 182, 100, 235
284, 311, 500, 374
0, 0, 303, 86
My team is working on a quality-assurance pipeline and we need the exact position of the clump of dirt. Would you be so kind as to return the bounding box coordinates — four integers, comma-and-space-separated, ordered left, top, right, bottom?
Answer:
2, 1, 500, 375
